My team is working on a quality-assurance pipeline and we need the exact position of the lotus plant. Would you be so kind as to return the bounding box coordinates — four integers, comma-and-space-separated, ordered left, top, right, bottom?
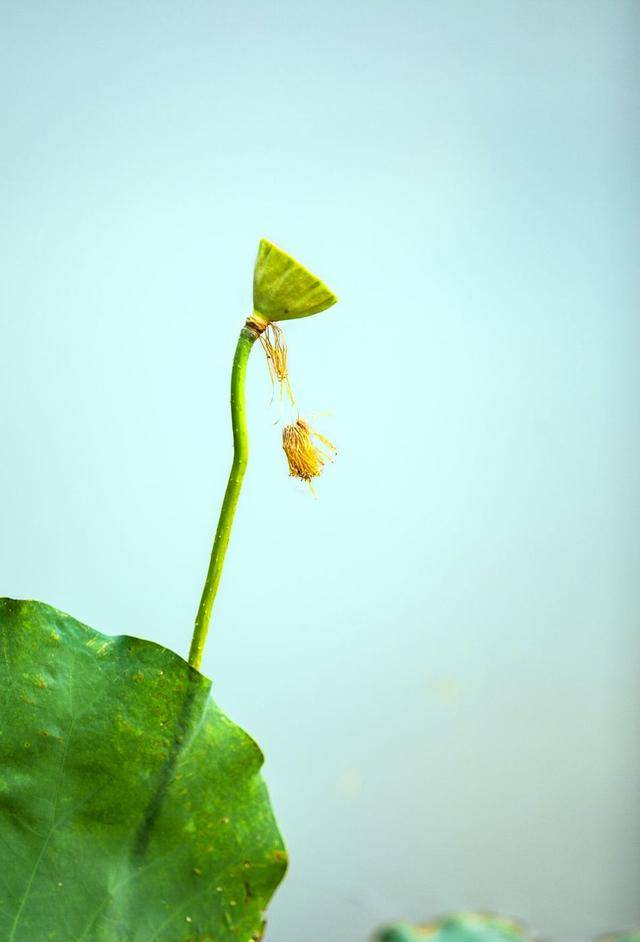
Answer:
0, 240, 338, 941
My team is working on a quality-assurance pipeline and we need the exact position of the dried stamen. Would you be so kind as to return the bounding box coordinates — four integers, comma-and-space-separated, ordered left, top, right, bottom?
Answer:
260, 323, 294, 403
282, 418, 336, 490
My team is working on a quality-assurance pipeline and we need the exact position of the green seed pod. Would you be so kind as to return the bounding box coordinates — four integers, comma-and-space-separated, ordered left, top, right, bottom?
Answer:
253, 238, 338, 322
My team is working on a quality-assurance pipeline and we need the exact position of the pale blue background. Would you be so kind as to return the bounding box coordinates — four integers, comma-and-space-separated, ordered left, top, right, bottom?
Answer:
1, 2, 638, 940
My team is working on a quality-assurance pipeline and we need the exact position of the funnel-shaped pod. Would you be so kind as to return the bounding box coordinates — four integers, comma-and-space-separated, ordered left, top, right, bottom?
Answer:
253, 238, 338, 322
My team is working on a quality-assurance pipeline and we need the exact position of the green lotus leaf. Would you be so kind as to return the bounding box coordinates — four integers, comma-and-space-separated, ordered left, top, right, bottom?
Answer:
252, 238, 338, 322
375, 914, 533, 942
599, 933, 640, 942
0, 598, 286, 941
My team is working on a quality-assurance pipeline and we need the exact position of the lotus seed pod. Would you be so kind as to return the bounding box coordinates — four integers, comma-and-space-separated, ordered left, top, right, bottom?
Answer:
253, 238, 338, 323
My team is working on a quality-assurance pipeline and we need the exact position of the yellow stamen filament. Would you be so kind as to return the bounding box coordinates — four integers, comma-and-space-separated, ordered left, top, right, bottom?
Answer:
282, 418, 336, 490
260, 323, 294, 403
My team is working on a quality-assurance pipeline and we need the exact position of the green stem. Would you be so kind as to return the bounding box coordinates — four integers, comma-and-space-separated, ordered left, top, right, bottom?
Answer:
189, 325, 258, 670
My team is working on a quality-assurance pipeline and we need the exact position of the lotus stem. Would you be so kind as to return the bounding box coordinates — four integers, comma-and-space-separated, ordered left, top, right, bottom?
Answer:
188, 319, 263, 669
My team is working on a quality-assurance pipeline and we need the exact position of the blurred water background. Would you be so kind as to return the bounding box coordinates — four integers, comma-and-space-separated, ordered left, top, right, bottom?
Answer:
1, 2, 638, 939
